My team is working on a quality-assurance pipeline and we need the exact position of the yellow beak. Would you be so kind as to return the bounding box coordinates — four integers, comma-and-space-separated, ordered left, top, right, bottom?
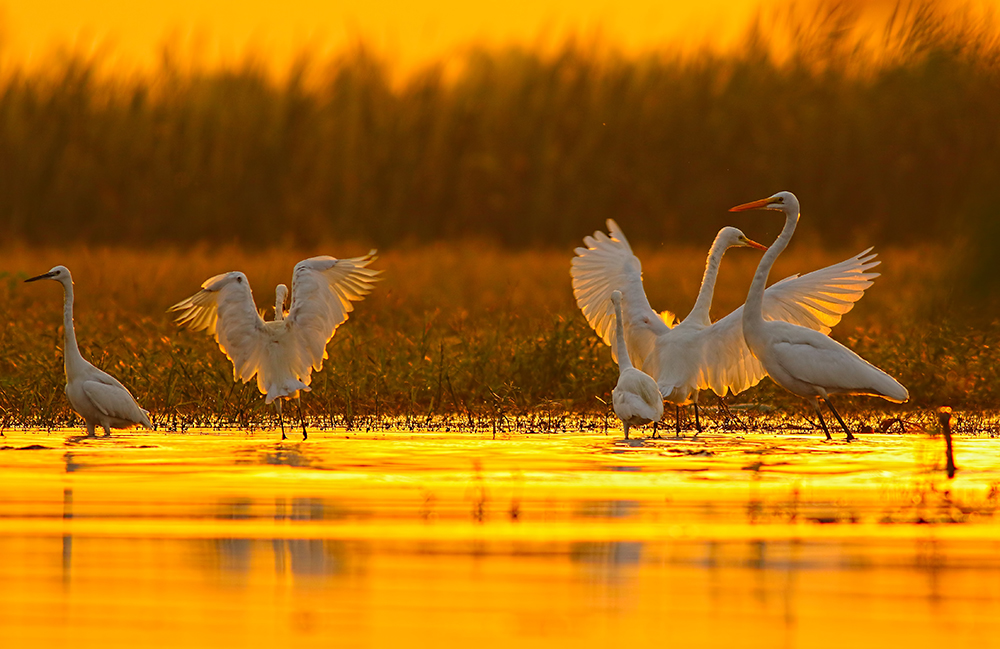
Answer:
729, 197, 774, 212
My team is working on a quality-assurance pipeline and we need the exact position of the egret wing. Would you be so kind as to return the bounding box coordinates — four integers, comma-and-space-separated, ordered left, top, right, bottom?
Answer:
169, 273, 267, 383
81, 379, 151, 427
285, 251, 382, 376
699, 249, 881, 397
571, 219, 671, 370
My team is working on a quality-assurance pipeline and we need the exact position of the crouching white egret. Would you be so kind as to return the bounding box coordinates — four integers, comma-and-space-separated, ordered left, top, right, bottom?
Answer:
610, 290, 663, 439
731, 191, 908, 440
169, 252, 381, 440
25, 266, 152, 436
572, 220, 881, 435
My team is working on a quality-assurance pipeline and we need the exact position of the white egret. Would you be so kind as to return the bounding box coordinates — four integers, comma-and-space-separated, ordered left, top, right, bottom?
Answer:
731, 191, 908, 440
572, 220, 881, 435
25, 266, 152, 436
610, 291, 664, 439
170, 252, 381, 440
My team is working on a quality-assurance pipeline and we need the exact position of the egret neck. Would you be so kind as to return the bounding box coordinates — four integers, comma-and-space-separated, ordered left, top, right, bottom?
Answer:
56, 275, 89, 379
688, 231, 736, 326
613, 296, 634, 373
742, 196, 800, 346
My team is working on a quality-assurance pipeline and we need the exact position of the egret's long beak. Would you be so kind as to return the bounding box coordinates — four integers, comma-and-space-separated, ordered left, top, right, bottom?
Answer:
744, 238, 768, 251
24, 272, 55, 283
729, 197, 774, 212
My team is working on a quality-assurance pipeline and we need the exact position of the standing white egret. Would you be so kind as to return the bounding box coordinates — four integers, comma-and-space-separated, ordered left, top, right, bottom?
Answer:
170, 252, 381, 440
731, 191, 908, 440
25, 266, 152, 436
610, 291, 664, 439
572, 221, 880, 435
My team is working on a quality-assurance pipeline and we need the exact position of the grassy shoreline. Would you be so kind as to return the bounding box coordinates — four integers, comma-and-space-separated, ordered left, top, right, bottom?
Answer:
0, 241, 988, 430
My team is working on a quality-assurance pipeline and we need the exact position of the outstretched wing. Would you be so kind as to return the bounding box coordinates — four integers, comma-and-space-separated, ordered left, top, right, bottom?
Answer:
571, 219, 671, 369
699, 249, 881, 397
285, 251, 382, 374
169, 272, 267, 384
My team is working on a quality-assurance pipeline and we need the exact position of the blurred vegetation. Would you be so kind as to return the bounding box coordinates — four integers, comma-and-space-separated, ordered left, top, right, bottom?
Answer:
0, 2, 998, 252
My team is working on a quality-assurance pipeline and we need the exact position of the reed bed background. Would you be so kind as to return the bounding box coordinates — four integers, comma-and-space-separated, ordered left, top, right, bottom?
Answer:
0, 2, 998, 255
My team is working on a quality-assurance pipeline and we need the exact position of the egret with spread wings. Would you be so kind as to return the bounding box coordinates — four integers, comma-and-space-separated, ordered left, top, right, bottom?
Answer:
731, 192, 908, 440
25, 266, 152, 437
571, 220, 880, 435
170, 252, 381, 440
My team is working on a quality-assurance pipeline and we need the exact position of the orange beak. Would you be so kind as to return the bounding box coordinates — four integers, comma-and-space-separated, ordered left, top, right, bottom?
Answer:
744, 238, 768, 251
729, 197, 774, 212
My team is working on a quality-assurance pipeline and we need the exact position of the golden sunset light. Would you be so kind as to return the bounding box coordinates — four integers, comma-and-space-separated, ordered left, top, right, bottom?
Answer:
1, 0, 935, 72
2, 0, 1000, 646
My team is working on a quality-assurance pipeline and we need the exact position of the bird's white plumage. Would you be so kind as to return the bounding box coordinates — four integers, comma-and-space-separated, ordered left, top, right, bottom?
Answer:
613, 371, 664, 425
610, 290, 663, 438
571, 219, 880, 407
170, 252, 381, 404
735, 191, 908, 410
693, 247, 880, 397
273, 284, 288, 321
571, 220, 671, 369
26, 265, 151, 436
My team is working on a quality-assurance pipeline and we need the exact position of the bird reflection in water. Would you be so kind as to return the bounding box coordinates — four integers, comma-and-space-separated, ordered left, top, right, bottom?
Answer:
208, 497, 348, 582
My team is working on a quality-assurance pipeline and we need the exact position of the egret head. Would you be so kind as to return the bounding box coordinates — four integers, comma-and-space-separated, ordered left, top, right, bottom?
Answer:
199, 271, 249, 292
717, 226, 768, 251
274, 284, 288, 321
610, 290, 623, 307
25, 265, 72, 284
729, 191, 799, 214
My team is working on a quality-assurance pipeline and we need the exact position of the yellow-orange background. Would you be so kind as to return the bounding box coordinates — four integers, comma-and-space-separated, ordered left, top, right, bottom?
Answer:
3, 0, 923, 73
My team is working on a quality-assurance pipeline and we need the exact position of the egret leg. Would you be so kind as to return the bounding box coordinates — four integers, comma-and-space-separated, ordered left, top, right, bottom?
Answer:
624, 422, 630, 440
85, 422, 96, 437
296, 398, 308, 441
716, 394, 747, 430
277, 402, 287, 441
652, 420, 659, 440
824, 398, 854, 442
694, 403, 702, 434
811, 400, 832, 441
675, 406, 682, 438
102, 424, 112, 438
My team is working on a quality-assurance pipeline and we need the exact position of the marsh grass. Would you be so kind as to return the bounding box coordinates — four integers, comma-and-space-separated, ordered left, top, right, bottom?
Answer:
0, 241, 990, 431
0, 2, 999, 253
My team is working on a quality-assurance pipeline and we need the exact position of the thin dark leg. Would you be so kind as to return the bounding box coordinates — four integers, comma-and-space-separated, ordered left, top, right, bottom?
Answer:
652, 420, 659, 439
296, 398, 308, 441
811, 401, 832, 440
624, 422, 630, 440
278, 404, 287, 441
716, 394, 747, 430
694, 403, 702, 433
824, 398, 854, 441
675, 406, 682, 438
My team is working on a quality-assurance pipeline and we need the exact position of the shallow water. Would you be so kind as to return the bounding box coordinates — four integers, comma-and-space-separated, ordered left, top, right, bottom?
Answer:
1, 428, 999, 647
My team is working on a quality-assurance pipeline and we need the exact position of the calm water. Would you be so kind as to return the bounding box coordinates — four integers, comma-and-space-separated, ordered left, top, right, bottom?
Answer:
1, 428, 999, 647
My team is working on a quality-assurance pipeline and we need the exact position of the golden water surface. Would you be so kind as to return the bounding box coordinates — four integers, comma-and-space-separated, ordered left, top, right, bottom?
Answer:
1, 427, 998, 647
